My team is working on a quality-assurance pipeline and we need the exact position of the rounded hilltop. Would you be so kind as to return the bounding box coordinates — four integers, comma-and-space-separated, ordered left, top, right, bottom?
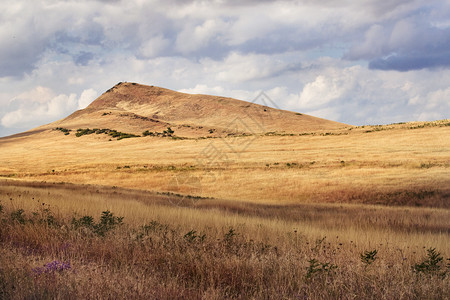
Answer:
32, 82, 349, 139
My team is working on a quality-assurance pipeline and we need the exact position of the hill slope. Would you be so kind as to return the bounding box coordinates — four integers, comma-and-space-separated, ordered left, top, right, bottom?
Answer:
36, 82, 348, 138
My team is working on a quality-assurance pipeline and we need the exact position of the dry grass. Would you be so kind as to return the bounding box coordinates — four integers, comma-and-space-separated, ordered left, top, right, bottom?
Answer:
0, 117, 449, 298
1, 121, 449, 207
0, 181, 449, 299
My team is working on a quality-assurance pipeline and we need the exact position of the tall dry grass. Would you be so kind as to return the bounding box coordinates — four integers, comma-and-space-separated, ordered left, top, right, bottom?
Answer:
1, 181, 449, 299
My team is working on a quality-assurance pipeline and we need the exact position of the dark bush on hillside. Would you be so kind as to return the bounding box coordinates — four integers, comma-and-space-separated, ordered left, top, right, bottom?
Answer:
54, 127, 71, 135
73, 128, 139, 140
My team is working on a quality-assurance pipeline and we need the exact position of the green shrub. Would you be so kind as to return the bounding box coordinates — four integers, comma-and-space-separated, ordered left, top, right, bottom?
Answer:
10, 209, 26, 224
184, 230, 206, 243
71, 211, 123, 236
361, 249, 378, 266
54, 127, 71, 135
143, 127, 175, 138
413, 247, 447, 277
305, 258, 338, 280
143, 130, 154, 136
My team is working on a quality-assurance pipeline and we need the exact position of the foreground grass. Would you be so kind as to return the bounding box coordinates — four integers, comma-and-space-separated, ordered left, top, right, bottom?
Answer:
1, 182, 449, 299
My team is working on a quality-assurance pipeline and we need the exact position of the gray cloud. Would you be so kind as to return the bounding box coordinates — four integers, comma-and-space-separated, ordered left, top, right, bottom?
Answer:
345, 3, 450, 71
369, 51, 450, 71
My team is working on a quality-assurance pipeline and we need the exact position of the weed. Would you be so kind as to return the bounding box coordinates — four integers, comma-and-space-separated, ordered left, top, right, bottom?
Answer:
312, 236, 326, 253
35, 206, 59, 227
361, 249, 378, 266
72, 216, 94, 229
10, 209, 26, 224
413, 247, 447, 277
95, 211, 124, 236
305, 258, 338, 280
71, 211, 123, 236
142, 220, 167, 234
184, 230, 206, 243
224, 228, 237, 243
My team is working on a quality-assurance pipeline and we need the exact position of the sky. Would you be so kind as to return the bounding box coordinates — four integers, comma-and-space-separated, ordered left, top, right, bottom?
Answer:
1, 0, 450, 137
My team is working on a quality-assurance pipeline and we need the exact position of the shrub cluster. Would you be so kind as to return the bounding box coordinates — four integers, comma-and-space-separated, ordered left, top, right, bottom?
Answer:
71, 210, 124, 236
143, 127, 174, 138
54, 127, 71, 135
75, 128, 139, 140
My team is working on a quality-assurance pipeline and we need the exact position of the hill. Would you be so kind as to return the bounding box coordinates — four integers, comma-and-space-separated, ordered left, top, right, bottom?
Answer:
36, 82, 347, 138
0, 83, 449, 208
0, 83, 448, 299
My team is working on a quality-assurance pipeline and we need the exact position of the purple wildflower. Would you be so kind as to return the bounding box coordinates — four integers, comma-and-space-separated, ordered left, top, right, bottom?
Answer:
32, 260, 71, 276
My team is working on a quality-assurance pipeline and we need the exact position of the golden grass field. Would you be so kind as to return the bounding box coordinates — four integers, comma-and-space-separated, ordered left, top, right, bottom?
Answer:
1, 119, 449, 207
0, 84, 449, 298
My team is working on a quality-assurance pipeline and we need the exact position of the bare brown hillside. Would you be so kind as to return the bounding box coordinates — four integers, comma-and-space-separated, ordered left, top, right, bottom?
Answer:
36, 82, 348, 138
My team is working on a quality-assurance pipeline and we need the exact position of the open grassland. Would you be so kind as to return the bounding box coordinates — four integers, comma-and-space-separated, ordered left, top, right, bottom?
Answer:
1, 120, 449, 207
0, 120, 449, 298
0, 181, 449, 299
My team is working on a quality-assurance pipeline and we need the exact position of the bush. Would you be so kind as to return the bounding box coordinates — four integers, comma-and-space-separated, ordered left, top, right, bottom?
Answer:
54, 127, 71, 135
361, 249, 378, 266
73, 128, 139, 140
10, 209, 26, 224
413, 248, 447, 277
143, 127, 175, 138
72, 210, 124, 236
305, 258, 338, 280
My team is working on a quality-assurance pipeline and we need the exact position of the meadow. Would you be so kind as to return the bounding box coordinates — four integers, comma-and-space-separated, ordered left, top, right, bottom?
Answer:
0, 120, 449, 299
0, 179, 449, 299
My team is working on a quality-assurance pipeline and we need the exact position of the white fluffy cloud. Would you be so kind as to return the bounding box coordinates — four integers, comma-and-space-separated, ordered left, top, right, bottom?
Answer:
1, 87, 97, 129
77, 89, 98, 109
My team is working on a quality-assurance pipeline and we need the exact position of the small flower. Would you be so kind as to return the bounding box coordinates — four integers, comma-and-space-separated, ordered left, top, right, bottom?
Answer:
32, 260, 71, 276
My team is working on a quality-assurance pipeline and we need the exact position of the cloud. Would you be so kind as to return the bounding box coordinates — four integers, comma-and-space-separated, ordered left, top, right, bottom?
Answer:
139, 35, 171, 58
78, 89, 98, 109
1, 86, 97, 129
298, 68, 358, 110
345, 4, 450, 71
369, 51, 450, 71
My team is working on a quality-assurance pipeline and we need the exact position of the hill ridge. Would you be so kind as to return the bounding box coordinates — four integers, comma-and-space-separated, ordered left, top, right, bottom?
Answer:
35, 82, 348, 138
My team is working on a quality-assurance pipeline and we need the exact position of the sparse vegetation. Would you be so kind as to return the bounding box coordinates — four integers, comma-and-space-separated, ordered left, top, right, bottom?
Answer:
361, 249, 378, 266
0, 186, 448, 299
54, 127, 71, 135
74, 128, 139, 140
71, 210, 123, 236
413, 248, 448, 277
143, 127, 176, 138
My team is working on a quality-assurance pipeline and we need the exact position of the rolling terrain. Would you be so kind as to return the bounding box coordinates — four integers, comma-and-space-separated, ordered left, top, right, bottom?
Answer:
0, 83, 449, 299
0, 83, 448, 207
